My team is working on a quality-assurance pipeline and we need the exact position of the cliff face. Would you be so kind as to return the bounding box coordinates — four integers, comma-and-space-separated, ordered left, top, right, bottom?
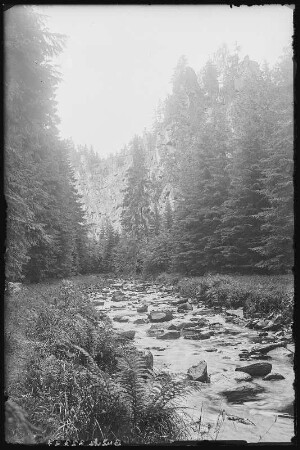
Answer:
72, 128, 176, 240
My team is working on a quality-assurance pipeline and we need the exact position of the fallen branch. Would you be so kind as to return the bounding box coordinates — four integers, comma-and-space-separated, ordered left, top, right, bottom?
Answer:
227, 414, 256, 426
248, 341, 287, 355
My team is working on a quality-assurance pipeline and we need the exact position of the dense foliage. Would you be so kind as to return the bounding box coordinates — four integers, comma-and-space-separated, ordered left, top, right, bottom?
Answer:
5, 6, 90, 282
116, 46, 293, 276
156, 272, 293, 324
5, 278, 190, 444
5, 7, 293, 280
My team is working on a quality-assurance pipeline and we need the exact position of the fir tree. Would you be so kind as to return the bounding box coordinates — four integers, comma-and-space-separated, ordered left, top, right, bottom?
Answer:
219, 57, 271, 272
254, 48, 294, 273
5, 6, 90, 281
5, 6, 65, 280
121, 136, 152, 240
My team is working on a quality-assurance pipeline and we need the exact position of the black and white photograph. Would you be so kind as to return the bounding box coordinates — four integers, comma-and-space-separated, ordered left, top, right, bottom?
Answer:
4, 4, 294, 444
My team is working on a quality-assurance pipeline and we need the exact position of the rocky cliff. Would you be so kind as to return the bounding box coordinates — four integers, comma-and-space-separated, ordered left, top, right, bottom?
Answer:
72, 128, 177, 239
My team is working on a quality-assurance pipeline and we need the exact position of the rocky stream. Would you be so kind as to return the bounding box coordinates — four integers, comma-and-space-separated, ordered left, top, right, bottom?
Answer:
88, 278, 294, 443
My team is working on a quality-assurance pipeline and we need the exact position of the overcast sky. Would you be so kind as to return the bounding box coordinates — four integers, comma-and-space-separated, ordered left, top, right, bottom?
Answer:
37, 5, 293, 158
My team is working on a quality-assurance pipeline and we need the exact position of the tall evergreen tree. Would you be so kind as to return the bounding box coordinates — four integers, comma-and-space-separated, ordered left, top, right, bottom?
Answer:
171, 55, 230, 274
121, 136, 152, 239
219, 57, 271, 272
254, 48, 294, 273
5, 6, 65, 280
102, 218, 119, 272
164, 198, 173, 231
5, 6, 89, 281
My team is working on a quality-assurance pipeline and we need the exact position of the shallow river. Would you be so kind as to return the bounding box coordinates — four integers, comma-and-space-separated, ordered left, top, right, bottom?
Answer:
89, 279, 295, 443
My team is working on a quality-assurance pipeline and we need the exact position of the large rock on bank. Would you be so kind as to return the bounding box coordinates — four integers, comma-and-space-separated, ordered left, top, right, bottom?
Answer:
156, 330, 180, 340
235, 362, 272, 377
187, 361, 209, 382
149, 310, 173, 323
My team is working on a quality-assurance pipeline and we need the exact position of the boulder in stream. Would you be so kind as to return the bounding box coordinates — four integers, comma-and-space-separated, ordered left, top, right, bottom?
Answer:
184, 334, 203, 340
149, 310, 173, 322
167, 321, 188, 330
156, 330, 180, 340
147, 325, 165, 337
221, 383, 265, 404
137, 304, 148, 313
133, 317, 149, 324
233, 372, 253, 382
263, 372, 285, 381
194, 318, 210, 327
113, 315, 131, 323
235, 362, 272, 377
111, 292, 126, 302
183, 330, 213, 340
187, 361, 209, 382
181, 327, 202, 335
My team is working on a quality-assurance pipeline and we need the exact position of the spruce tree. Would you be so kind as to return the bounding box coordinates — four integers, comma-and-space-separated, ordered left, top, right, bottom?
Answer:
5, 6, 89, 281
254, 48, 294, 273
219, 57, 271, 272
121, 136, 152, 240
5, 6, 65, 280
171, 56, 230, 274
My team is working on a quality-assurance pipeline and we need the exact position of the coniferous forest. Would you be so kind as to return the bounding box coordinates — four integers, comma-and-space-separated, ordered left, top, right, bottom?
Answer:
5, 8, 293, 283
5, 5, 294, 445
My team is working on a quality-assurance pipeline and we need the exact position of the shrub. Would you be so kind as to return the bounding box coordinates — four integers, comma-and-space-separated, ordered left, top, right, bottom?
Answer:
155, 272, 180, 286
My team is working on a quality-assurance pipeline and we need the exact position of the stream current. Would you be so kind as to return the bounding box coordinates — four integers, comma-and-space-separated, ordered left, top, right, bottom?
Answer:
89, 278, 294, 443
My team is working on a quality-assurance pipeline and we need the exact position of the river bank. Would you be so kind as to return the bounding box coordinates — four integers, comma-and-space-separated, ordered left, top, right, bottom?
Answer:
5, 273, 294, 443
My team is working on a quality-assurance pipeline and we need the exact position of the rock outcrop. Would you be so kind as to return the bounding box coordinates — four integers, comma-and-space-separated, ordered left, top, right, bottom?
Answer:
71, 128, 177, 238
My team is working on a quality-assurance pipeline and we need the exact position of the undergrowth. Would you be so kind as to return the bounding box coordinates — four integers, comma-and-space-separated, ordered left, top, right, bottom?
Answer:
156, 273, 293, 322
5, 278, 190, 444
